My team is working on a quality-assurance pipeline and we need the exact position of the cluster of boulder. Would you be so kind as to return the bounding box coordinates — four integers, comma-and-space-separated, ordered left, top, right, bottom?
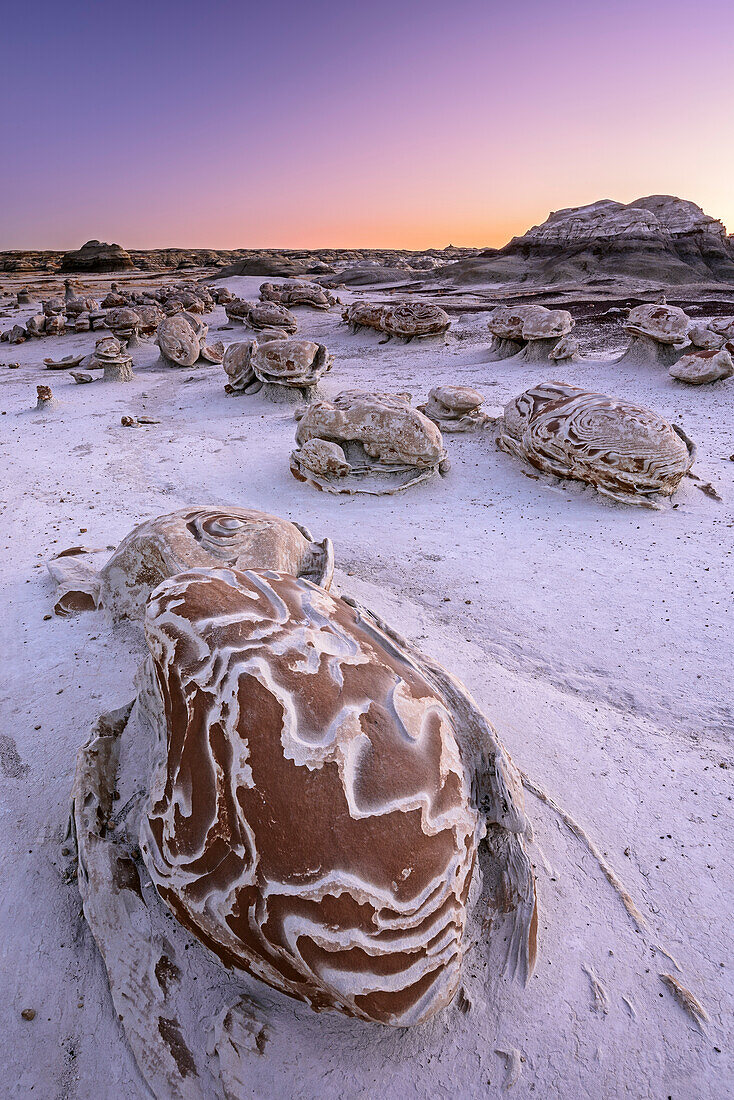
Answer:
225, 297, 299, 333
2, 282, 105, 343
485, 299, 733, 384
1, 278, 218, 347
259, 280, 338, 311
100, 280, 215, 317
617, 303, 734, 382
222, 280, 339, 334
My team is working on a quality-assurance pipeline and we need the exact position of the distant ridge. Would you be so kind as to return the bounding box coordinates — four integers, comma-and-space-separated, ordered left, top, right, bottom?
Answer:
434, 195, 734, 286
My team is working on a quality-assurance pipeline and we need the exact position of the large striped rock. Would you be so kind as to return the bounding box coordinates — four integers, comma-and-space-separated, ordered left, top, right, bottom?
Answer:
137, 567, 530, 1026
498, 382, 695, 507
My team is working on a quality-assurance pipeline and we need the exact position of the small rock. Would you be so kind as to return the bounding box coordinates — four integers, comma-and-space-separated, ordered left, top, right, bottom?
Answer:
695, 482, 723, 501
21, 1008, 36, 1021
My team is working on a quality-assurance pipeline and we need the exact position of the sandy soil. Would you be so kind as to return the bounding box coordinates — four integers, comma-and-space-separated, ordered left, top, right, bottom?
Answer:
1, 276, 732, 1098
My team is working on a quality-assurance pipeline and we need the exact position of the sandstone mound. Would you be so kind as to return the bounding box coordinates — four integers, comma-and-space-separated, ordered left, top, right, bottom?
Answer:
436, 195, 734, 286
60, 240, 134, 273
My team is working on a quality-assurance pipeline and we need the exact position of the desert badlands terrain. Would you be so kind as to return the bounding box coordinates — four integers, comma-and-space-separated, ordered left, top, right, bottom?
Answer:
0, 197, 732, 1099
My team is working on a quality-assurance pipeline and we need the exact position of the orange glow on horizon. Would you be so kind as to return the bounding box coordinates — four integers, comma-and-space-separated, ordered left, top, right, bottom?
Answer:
3, 1, 734, 252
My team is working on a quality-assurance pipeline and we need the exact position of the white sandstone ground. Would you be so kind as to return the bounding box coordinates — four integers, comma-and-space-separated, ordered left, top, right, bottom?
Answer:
0, 275, 732, 1099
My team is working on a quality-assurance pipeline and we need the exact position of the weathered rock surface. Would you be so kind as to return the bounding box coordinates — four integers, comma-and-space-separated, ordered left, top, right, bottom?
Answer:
418, 386, 490, 432
155, 312, 206, 366
99, 507, 334, 621
139, 567, 497, 1024
70, 567, 535, 1094
292, 390, 449, 493
60, 240, 134, 273
435, 195, 734, 286
497, 382, 695, 507
342, 301, 450, 340
669, 348, 734, 385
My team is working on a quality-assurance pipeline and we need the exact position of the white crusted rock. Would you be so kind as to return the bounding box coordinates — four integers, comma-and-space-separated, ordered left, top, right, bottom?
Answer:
291, 390, 449, 494
418, 386, 490, 432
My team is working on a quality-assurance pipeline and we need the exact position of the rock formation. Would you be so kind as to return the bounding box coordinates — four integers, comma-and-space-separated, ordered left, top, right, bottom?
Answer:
435, 195, 734, 286
487, 305, 575, 362
61, 240, 134, 273
140, 567, 533, 1023
224, 298, 299, 334
418, 386, 490, 432
46, 507, 334, 621
291, 390, 449, 493
44, 353, 86, 370
688, 324, 725, 350
486, 306, 544, 359
155, 312, 208, 366
63, 279, 97, 317
246, 301, 299, 333
248, 339, 333, 401
34, 384, 59, 411
222, 339, 259, 394
99, 507, 334, 621
380, 302, 451, 340
47, 547, 104, 615
342, 301, 450, 341
259, 281, 337, 310
105, 307, 142, 346
71, 568, 535, 1090
549, 334, 581, 362
669, 348, 734, 385
617, 304, 690, 366
80, 335, 132, 375
497, 382, 695, 507
132, 302, 165, 335
222, 338, 332, 399
341, 302, 387, 332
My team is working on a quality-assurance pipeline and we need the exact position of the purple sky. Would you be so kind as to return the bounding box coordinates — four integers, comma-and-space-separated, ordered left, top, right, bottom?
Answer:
2, 0, 733, 249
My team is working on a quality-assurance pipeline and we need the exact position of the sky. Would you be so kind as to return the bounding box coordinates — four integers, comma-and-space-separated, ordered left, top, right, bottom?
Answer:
1, 0, 733, 250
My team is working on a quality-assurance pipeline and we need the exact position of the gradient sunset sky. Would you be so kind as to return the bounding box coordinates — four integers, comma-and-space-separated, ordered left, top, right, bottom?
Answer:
2, 0, 733, 250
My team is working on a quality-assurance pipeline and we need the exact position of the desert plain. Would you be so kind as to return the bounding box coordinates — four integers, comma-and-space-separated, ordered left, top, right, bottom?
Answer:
0, 200, 732, 1099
